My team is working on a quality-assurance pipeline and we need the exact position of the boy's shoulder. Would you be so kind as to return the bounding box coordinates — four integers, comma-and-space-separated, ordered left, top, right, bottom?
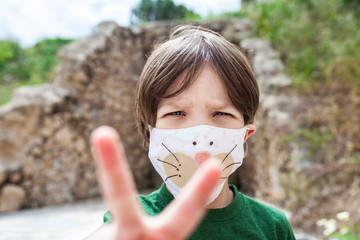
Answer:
237, 187, 289, 224
229, 185, 295, 239
236, 186, 296, 236
241, 191, 287, 218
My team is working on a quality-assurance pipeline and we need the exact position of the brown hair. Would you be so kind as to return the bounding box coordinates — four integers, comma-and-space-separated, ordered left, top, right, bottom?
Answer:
135, 25, 259, 146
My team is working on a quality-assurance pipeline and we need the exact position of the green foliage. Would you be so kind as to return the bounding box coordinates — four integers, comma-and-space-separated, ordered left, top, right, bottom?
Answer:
0, 38, 72, 105
131, 0, 200, 25
240, 0, 360, 88
25, 38, 72, 84
280, 126, 334, 160
204, 10, 246, 21
0, 41, 28, 83
342, 0, 360, 12
331, 231, 360, 240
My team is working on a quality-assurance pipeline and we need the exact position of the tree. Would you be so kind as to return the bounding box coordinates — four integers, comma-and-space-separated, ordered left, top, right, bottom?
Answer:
25, 38, 72, 83
0, 38, 72, 105
131, 0, 200, 25
0, 41, 28, 84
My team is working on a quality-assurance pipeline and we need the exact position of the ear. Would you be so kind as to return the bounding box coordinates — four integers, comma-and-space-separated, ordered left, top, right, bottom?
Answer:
244, 124, 256, 142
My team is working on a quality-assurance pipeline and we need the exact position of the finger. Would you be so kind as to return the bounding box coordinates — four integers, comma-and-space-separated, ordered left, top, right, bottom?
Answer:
153, 159, 222, 239
90, 126, 143, 237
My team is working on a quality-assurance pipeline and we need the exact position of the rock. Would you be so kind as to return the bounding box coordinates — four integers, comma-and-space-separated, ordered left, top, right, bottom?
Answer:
0, 184, 25, 212
0, 85, 73, 163
0, 162, 21, 187
1, 84, 72, 115
9, 170, 22, 183
241, 38, 292, 99
241, 38, 274, 54
222, 19, 253, 43
75, 138, 87, 153
265, 73, 292, 88
0, 166, 7, 186
54, 126, 72, 147
253, 54, 285, 76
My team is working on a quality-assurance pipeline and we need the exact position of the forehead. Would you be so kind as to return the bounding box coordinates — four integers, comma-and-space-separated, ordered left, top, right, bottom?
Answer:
158, 64, 233, 108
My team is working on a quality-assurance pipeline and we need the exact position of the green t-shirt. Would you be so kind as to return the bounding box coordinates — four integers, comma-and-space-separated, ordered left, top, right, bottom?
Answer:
103, 184, 296, 239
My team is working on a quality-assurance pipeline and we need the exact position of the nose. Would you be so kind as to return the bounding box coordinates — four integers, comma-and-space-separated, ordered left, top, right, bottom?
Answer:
194, 151, 211, 166
184, 110, 214, 128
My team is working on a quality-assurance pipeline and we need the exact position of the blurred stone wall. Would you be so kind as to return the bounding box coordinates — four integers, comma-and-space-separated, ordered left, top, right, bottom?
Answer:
0, 19, 257, 212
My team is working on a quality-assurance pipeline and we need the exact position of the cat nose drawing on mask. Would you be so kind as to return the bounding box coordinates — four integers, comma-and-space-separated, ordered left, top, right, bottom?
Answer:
148, 125, 247, 204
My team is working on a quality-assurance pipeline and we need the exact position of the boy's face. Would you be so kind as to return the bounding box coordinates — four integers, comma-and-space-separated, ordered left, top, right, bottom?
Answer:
150, 64, 256, 207
151, 63, 255, 206
155, 64, 245, 130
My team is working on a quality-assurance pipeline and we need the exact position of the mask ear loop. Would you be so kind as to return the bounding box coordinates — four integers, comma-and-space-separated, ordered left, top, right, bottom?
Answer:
146, 130, 150, 141
146, 125, 153, 141
243, 125, 249, 158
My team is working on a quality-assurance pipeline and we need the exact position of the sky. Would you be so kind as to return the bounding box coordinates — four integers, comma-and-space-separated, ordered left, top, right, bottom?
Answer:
0, 0, 241, 47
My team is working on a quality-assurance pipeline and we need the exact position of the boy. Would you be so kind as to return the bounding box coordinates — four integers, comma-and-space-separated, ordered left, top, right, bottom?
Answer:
89, 25, 295, 239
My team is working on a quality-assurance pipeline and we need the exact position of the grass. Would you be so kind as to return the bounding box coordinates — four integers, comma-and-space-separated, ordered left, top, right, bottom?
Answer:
0, 38, 72, 106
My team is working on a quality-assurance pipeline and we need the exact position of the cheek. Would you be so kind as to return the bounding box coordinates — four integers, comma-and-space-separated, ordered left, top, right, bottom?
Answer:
215, 118, 244, 129
155, 112, 184, 129
155, 118, 172, 129
154, 107, 170, 128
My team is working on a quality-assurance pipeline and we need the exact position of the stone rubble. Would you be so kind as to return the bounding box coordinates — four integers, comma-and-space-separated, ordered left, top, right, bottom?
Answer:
0, 184, 25, 213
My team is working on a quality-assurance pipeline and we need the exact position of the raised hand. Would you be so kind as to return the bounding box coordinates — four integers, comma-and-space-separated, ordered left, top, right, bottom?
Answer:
87, 126, 222, 240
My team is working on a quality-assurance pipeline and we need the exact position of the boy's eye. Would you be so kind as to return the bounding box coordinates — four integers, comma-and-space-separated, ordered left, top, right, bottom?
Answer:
167, 111, 184, 116
214, 112, 231, 116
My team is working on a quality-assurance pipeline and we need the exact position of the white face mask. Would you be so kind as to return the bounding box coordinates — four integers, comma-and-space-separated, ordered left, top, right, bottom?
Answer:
148, 124, 248, 204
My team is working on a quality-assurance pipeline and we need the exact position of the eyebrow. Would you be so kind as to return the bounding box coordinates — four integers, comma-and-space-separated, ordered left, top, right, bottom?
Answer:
159, 97, 235, 110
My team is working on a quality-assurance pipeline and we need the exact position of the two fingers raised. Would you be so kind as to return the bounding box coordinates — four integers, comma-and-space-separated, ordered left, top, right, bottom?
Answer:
91, 126, 221, 240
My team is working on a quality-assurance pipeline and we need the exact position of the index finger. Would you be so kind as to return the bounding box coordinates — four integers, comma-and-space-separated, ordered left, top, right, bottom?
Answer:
91, 126, 143, 235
